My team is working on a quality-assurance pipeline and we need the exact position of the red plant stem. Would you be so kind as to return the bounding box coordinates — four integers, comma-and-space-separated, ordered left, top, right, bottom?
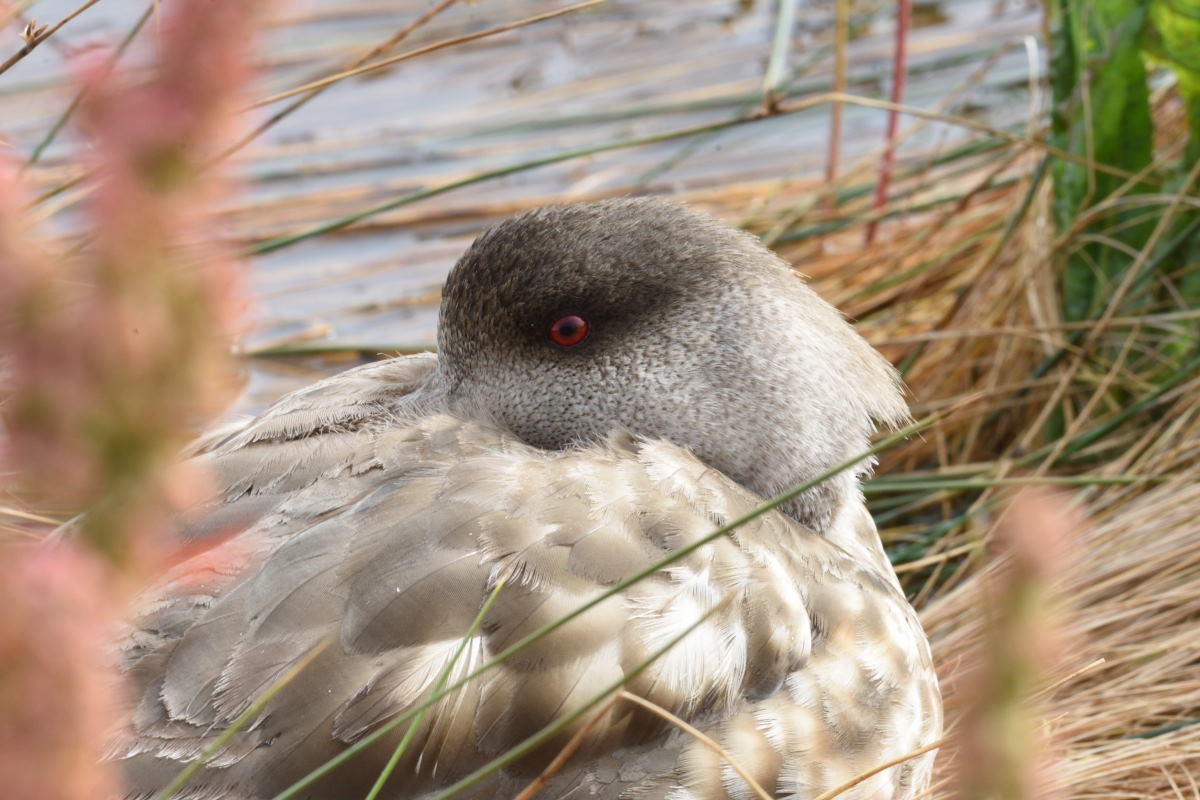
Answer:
865, 0, 911, 245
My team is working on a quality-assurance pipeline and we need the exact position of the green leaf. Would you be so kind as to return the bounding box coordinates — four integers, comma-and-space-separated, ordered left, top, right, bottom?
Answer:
1145, 0, 1200, 166
1049, 0, 1155, 322
1146, 0, 1200, 358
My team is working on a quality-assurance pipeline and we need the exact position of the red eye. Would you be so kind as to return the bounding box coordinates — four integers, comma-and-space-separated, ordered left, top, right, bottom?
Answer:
547, 314, 589, 347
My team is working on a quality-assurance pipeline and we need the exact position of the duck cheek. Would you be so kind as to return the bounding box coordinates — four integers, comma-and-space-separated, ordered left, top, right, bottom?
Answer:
492, 377, 617, 451
502, 397, 608, 451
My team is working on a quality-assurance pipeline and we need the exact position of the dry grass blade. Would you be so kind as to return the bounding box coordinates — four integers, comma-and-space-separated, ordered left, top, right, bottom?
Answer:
823, 0, 848, 201
783, 93, 1153, 185
221, 0, 458, 160
813, 739, 949, 800
512, 696, 623, 800
617, 691, 773, 800
0, 504, 62, 527
250, 0, 610, 109
0, 0, 103, 76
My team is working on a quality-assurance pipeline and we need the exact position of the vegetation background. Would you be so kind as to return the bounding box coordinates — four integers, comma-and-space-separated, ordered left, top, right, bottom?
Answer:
0, 0, 1196, 797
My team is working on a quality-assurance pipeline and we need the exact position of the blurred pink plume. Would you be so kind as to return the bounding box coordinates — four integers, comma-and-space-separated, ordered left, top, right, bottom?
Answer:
0, 543, 122, 800
952, 488, 1084, 800
0, 1, 269, 798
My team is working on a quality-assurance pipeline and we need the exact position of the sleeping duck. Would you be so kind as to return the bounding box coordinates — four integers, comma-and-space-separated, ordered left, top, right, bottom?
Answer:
113, 198, 942, 800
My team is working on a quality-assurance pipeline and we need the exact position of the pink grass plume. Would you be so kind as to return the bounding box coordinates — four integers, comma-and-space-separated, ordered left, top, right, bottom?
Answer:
0, 542, 123, 800
953, 489, 1082, 800
0, 1, 270, 797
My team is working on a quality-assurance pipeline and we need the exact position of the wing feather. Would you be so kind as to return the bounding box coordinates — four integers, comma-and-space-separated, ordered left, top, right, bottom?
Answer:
117, 358, 937, 799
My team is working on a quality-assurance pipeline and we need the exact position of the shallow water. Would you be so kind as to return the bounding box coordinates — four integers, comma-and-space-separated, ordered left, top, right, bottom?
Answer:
1, 0, 1039, 414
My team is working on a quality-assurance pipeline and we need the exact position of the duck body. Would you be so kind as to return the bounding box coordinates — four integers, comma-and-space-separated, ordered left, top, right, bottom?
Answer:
114, 199, 941, 799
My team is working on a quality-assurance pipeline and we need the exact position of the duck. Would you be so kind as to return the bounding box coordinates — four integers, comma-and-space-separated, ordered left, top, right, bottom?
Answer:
113, 197, 942, 800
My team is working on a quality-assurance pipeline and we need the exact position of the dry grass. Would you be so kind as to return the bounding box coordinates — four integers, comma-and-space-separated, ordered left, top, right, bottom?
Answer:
687, 101, 1200, 795
758, 83, 1200, 796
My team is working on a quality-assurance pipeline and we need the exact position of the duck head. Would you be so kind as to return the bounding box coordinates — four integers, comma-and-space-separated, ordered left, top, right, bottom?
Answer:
434, 198, 909, 535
